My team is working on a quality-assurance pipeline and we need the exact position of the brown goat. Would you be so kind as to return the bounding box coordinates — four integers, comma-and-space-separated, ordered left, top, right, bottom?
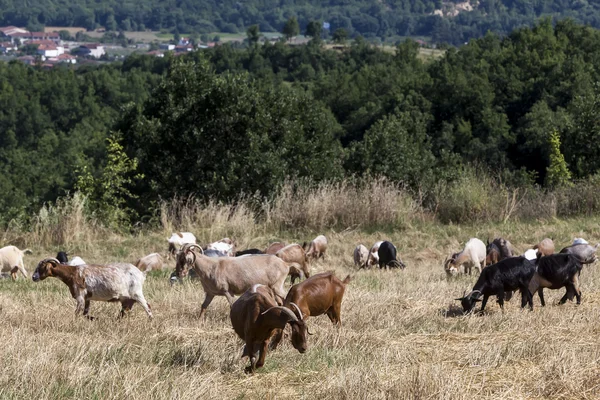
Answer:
270, 272, 351, 350
230, 284, 308, 373
534, 238, 555, 257
264, 242, 286, 255
304, 235, 328, 262
276, 244, 310, 284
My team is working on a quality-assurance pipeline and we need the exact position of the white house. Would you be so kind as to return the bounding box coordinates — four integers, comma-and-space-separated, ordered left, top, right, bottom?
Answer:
78, 44, 105, 58
159, 43, 175, 51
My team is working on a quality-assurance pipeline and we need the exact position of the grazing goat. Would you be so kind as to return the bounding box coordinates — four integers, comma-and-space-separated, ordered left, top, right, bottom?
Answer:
485, 237, 513, 265
264, 242, 286, 255
354, 245, 369, 269
366, 241, 383, 269
559, 243, 599, 265
56, 252, 87, 267
444, 238, 486, 276
32, 258, 152, 319
0, 245, 32, 280
276, 244, 310, 284
207, 238, 235, 256
236, 249, 265, 256
456, 256, 535, 313
529, 254, 584, 306
533, 238, 554, 256
167, 232, 196, 259
377, 241, 406, 269
270, 272, 350, 350
304, 235, 328, 262
230, 284, 308, 373
175, 244, 296, 318
134, 253, 165, 273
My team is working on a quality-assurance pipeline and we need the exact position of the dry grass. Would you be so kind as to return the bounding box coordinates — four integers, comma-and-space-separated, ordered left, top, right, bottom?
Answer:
2, 216, 600, 399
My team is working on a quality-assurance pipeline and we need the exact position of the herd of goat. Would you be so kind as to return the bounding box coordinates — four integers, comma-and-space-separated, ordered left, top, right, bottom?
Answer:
0, 232, 597, 373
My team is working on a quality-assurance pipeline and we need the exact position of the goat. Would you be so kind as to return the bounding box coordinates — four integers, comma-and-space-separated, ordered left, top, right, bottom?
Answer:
168, 247, 226, 285
175, 244, 297, 318
573, 238, 589, 245
533, 238, 554, 256
529, 254, 584, 306
134, 253, 165, 273
264, 242, 286, 255
230, 284, 308, 373
167, 232, 196, 259
559, 243, 599, 265
0, 245, 32, 280
236, 249, 265, 256
377, 241, 406, 269
444, 238, 486, 276
275, 244, 310, 284
485, 237, 513, 265
207, 238, 235, 256
523, 249, 537, 261
304, 235, 328, 262
56, 251, 86, 266
354, 244, 369, 269
455, 256, 535, 313
365, 241, 383, 269
270, 272, 350, 350
32, 258, 152, 319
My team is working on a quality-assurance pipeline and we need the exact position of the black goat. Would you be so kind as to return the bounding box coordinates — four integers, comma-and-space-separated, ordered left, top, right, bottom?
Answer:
235, 249, 265, 257
529, 253, 583, 306
56, 251, 69, 264
456, 256, 535, 313
377, 241, 406, 269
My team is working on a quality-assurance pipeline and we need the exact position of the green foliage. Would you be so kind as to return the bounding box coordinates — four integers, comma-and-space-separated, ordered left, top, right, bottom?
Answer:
545, 130, 572, 188
282, 17, 300, 41
121, 58, 344, 207
332, 28, 348, 44
246, 25, 261, 45
75, 135, 143, 228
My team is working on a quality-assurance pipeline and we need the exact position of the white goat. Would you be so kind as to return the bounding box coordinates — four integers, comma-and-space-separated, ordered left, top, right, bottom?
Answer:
354, 244, 369, 269
0, 245, 32, 280
207, 238, 235, 256
32, 258, 152, 319
573, 238, 589, 245
444, 238, 486, 276
523, 249, 538, 261
167, 232, 196, 259
365, 241, 383, 268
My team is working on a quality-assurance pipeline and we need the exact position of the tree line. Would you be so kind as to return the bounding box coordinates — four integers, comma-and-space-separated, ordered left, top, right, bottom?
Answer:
4, 0, 600, 45
1, 19, 600, 226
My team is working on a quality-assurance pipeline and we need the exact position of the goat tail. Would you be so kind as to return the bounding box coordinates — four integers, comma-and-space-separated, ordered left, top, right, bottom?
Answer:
22, 248, 33, 255
342, 275, 352, 285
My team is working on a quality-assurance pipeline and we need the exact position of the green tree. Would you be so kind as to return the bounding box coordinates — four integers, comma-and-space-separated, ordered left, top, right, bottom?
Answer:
246, 24, 261, 45
282, 17, 299, 42
349, 112, 436, 186
120, 59, 344, 205
305, 21, 322, 41
545, 130, 571, 188
75, 134, 143, 228
332, 28, 348, 44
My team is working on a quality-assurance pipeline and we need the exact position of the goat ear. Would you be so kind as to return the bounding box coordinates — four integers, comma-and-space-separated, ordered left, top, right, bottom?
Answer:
473, 297, 482, 302
454, 297, 464, 301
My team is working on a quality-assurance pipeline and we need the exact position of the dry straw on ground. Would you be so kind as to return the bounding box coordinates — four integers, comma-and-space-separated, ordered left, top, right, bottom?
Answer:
1, 214, 600, 399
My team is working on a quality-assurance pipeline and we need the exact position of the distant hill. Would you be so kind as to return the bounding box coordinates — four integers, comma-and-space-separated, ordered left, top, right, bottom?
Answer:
1, 0, 600, 45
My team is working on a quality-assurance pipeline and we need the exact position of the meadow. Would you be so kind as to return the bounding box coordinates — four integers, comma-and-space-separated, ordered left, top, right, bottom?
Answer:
1, 194, 600, 399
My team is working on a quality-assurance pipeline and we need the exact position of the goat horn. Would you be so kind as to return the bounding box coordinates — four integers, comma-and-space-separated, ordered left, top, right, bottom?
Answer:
261, 306, 298, 322
289, 302, 303, 320
39, 257, 61, 266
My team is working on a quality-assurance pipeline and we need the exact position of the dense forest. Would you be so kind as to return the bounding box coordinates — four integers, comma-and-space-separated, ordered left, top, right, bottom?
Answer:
2, 19, 600, 225
4, 0, 600, 45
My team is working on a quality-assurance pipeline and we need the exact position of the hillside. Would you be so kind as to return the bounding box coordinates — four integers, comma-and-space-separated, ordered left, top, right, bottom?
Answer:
2, 0, 600, 44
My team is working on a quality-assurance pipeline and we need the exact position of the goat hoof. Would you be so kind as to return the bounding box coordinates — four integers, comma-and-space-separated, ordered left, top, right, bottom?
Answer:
244, 366, 255, 374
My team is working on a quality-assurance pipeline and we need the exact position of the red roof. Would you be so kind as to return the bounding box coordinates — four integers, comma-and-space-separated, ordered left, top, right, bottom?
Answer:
57, 54, 75, 59
29, 40, 57, 46
38, 44, 58, 51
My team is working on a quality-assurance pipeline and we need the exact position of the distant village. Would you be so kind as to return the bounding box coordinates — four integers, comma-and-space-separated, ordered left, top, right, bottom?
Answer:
0, 26, 247, 67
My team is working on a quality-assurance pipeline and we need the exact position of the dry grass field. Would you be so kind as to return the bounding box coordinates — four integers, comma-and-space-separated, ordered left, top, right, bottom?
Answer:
1, 213, 600, 399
